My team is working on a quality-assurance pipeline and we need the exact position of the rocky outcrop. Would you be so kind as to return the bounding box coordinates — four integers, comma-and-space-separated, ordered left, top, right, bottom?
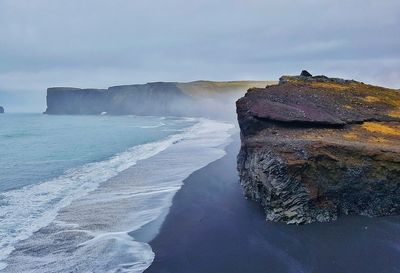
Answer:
237, 72, 400, 224
0, 106, 4, 113
44, 81, 274, 119
45, 88, 108, 115
45, 83, 192, 116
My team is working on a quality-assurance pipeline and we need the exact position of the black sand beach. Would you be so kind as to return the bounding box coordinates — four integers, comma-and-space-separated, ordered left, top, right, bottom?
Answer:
146, 135, 400, 273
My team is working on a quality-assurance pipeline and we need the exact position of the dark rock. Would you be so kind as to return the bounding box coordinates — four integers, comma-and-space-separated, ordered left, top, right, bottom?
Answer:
0, 106, 4, 113
45, 88, 108, 115
300, 70, 313, 77
236, 73, 400, 224
43, 81, 274, 119
44, 84, 197, 116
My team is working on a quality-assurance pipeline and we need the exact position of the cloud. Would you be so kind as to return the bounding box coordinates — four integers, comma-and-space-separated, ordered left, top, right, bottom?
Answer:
0, 0, 399, 111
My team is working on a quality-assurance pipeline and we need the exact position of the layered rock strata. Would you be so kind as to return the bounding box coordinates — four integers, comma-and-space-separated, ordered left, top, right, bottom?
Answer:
237, 72, 400, 224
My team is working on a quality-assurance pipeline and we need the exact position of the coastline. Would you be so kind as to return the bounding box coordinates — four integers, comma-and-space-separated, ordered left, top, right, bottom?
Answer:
146, 134, 400, 273
1, 118, 234, 273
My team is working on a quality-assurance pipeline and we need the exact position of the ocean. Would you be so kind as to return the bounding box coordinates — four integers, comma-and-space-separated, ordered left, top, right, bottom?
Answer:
0, 113, 233, 272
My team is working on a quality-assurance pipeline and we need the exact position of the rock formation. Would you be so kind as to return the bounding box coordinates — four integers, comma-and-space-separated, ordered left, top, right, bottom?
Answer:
237, 72, 400, 224
44, 81, 274, 119
0, 106, 4, 113
300, 70, 313, 77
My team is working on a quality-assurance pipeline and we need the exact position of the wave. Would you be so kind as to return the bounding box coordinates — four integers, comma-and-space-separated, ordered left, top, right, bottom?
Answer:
0, 118, 234, 273
136, 122, 166, 129
0, 120, 198, 268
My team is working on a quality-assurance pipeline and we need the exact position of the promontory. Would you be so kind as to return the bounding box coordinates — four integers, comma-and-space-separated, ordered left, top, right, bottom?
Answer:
236, 71, 400, 224
44, 81, 274, 119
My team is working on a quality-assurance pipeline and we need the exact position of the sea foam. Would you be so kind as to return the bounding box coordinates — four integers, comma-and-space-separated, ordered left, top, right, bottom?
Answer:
0, 118, 234, 273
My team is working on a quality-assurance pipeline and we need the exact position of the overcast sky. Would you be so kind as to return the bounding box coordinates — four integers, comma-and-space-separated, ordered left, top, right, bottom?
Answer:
1, 0, 399, 112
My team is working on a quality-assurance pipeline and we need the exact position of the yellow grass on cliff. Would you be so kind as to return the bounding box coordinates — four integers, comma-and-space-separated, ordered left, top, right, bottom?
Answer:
343, 132, 358, 141
178, 80, 276, 98
388, 99, 400, 118
362, 96, 381, 103
362, 122, 400, 136
390, 110, 400, 118
308, 81, 351, 91
341, 122, 400, 145
307, 80, 400, 119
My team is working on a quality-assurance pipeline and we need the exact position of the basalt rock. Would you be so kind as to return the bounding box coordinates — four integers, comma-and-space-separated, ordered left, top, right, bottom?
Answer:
44, 81, 275, 119
236, 72, 400, 224
300, 70, 313, 77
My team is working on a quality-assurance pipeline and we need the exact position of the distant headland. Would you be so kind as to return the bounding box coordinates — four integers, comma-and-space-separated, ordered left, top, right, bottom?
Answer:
44, 80, 275, 120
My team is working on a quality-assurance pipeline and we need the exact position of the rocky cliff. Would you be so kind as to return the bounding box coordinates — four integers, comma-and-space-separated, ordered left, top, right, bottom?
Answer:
44, 81, 274, 119
0, 106, 4, 113
237, 71, 400, 224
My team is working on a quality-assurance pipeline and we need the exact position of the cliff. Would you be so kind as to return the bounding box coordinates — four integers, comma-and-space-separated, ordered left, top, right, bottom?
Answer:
0, 106, 4, 113
237, 71, 400, 224
44, 81, 274, 119
45, 88, 108, 115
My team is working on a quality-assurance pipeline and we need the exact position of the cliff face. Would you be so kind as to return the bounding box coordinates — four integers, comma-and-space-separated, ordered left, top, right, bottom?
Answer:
237, 72, 400, 224
44, 81, 274, 119
46, 88, 108, 115
0, 106, 4, 113
44, 83, 191, 116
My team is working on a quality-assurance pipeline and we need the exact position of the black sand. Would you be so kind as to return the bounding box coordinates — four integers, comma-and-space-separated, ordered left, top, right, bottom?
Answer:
146, 135, 400, 273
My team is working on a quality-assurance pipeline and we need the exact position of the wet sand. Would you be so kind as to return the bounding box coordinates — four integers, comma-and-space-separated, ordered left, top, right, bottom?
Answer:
146, 135, 400, 273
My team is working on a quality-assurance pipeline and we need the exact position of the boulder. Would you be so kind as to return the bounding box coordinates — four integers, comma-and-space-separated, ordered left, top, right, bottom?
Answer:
300, 70, 313, 77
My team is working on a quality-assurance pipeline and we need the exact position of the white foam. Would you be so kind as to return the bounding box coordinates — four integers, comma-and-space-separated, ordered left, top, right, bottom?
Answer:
0, 118, 234, 273
137, 122, 166, 128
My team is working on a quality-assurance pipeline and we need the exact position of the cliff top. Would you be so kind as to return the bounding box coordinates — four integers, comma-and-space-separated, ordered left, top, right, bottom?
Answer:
178, 80, 276, 98
47, 80, 275, 98
239, 71, 400, 126
47, 87, 106, 92
237, 71, 400, 150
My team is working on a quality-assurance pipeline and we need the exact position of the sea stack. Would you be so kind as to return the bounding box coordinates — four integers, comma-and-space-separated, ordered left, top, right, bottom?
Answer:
236, 72, 400, 224
0, 106, 4, 113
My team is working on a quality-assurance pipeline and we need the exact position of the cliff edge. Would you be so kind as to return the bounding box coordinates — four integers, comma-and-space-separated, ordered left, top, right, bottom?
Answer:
237, 71, 400, 224
44, 81, 274, 119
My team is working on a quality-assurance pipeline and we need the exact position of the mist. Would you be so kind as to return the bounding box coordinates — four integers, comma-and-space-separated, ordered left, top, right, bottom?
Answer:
1, 0, 399, 112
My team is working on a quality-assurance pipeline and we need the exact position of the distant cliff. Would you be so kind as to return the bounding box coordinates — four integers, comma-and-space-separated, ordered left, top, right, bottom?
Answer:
237, 71, 400, 224
0, 106, 4, 113
44, 81, 274, 119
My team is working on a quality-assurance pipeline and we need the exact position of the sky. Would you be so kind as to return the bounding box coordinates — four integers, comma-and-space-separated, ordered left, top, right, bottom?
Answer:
0, 0, 399, 112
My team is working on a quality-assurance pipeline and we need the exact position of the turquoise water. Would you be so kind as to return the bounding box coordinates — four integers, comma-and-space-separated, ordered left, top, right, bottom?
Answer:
0, 113, 233, 272
0, 113, 194, 192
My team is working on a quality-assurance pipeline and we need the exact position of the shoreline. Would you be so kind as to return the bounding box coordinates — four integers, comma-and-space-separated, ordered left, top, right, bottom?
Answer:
1, 118, 234, 273
146, 134, 400, 273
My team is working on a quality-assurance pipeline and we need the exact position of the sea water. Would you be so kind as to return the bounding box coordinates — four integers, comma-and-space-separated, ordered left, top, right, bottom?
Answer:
0, 113, 233, 272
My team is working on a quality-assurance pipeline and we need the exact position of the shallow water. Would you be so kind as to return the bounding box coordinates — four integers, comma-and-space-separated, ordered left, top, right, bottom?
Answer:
0, 113, 192, 191
0, 114, 234, 272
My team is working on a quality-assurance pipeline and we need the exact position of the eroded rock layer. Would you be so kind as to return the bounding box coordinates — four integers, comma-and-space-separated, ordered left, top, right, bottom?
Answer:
237, 72, 400, 224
